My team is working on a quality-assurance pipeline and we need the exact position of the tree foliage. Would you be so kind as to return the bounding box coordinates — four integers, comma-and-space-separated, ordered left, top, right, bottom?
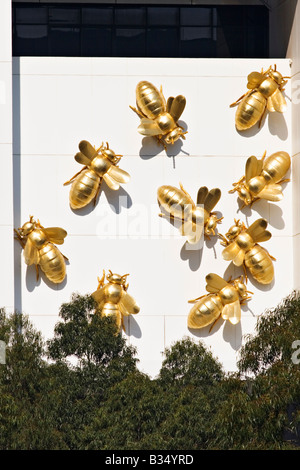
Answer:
0, 292, 300, 450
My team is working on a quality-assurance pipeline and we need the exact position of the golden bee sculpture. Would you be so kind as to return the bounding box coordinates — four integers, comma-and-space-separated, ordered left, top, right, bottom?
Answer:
219, 218, 275, 285
229, 150, 291, 207
130, 80, 187, 149
188, 273, 252, 332
64, 140, 130, 210
14, 216, 68, 284
157, 183, 222, 245
230, 65, 290, 131
92, 270, 140, 332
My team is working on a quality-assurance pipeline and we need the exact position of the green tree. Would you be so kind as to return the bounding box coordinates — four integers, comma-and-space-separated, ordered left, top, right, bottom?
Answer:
147, 337, 225, 450
46, 293, 139, 449
210, 292, 300, 450
0, 308, 66, 449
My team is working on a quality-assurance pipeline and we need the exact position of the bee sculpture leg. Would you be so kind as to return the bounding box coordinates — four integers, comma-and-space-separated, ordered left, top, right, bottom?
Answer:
97, 270, 106, 290
35, 264, 40, 281
158, 212, 183, 223
156, 135, 167, 151
258, 103, 268, 128
209, 314, 222, 333
242, 263, 248, 283
14, 229, 26, 249
121, 316, 126, 332
179, 182, 194, 202
129, 105, 145, 120
93, 178, 103, 207
63, 166, 88, 186
230, 90, 252, 108
188, 294, 207, 303
218, 233, 229, 247
278, 177, 290, 185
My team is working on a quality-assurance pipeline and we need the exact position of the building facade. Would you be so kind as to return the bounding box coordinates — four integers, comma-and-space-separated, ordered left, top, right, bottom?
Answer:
1, 1, 300, 377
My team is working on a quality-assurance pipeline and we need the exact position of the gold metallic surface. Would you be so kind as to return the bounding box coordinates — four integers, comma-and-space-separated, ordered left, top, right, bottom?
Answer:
188, 273, 252, 331
14, 216, 68, 284
130, 81, 187, 149
157, 183, 222, 244
64, 140, 130, 210
230, 150, 291, 206
92, 270, 140, 332
230, 65, 290, 131
219, 218, 275, 285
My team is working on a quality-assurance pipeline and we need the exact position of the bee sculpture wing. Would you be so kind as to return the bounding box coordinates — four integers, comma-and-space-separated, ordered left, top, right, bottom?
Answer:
119, 290, 140, 317
246, 71, 265, 89
91, 287, 106, 310
245, 155, 263, 182
75, 151, 92, 166
197, 186, 209, 205
267, 88, 287, 113
178, 186, 204, 244
43, 227, 67, 245
137, 118, 162, 136
179, 217, 204, 244
222, 300, 241, 325
222, 241, 245, 266
79, 140, 98, 159
205, 273, 228, 293
24, 238, 40, 266
106, 166, 131, 184
256, 184, 283, 201
167, 95, 186, 122
203, 188, 222, 212
246, 218, 272, 243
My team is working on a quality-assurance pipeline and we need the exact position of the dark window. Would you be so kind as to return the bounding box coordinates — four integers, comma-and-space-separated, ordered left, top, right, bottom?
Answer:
81, 7, 113, 25
147, 7, 178, 26
81, 27, 112, 57
49, 27, 80, 56
12, 3, 269, 58
115, 28, 146, 57
147, 27, 178, 58
49, 7, 80, 25
115, 7, 146, 26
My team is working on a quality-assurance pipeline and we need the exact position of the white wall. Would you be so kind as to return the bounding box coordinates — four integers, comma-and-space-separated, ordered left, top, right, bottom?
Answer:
12, 57, 292, 378
0, 0, 14, 312
287, 2, 300, 291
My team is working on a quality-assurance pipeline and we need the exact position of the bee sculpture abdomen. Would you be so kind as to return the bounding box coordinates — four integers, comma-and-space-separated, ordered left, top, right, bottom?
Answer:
136, 81, 164, 119
236, 91, 266, 131
245, 245, 274, 284
262, 151, 291, 182
69, 168, 100, 209
157, 186, 191, 219
39, 243, 66, 284
101, 303, 122, 329
188, 295, 222, 329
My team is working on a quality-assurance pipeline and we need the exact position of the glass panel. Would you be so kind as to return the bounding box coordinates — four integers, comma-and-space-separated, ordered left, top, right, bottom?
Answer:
15, 6, 48, 24
115, 8, 146, 26
147, 7, 179, 26
14, 25, 48, 56
82, 7, 113, 25
81, 28, 112, 56
246, 26, 268, 58
115, 29, 146, 57
147, 28, 178, 58
49, 8, 80, 25
180, 27, 215, 58
246, 5, 269, 26
216, 6, 244, 27
181, 7, 211, 26
215, 26, 244, 58
49, 27, 80, 56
